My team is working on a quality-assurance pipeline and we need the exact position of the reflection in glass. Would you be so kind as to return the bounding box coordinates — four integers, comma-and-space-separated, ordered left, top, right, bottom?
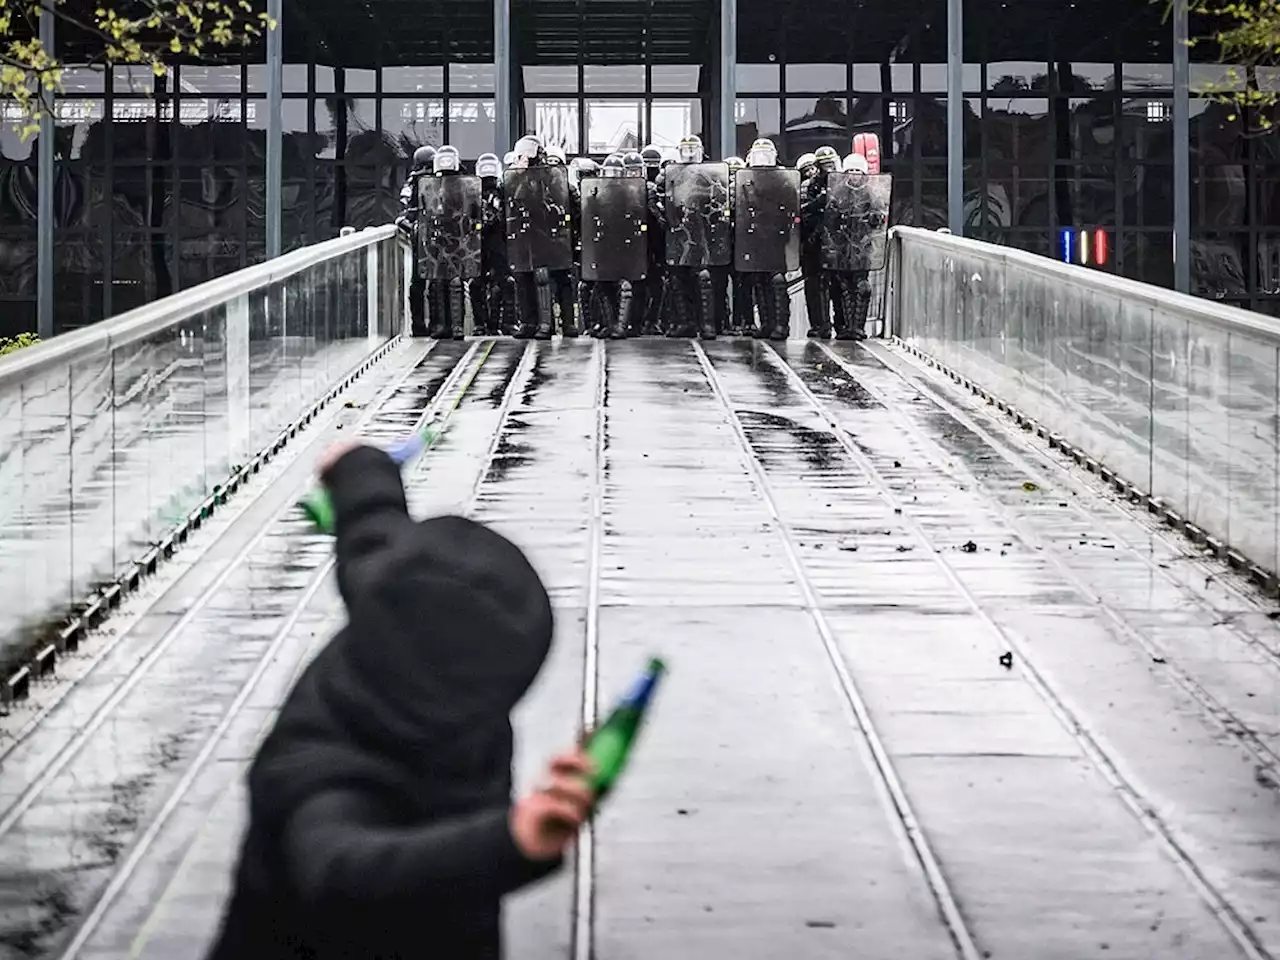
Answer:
584, 65, 645, 93
449, 100, 496, 159
451, 63, 496, 92
314, 98, 379, 160
587, 100, 642, 154
1191, 233, 1248, 296
736, 64, 779, 93
736, 98, 781, 157
383, 67, 444, 93
1122, 64, 1173, 90
382, 98, 445, 156
1258, 235, 1280, 294
652, 66, 699, 93
1119, 98, 1173, 164
524, 67, 578, 93
651, 100, 700, 150
919, 63, 982, 93
1063, 63, 1116, 91
851, 64, 883, 93
176, 65, 243, 94
785, 97, 849, 163
245, 64, 310, 94
786, 64, 846, 92
986, 62, 1047, 93
526, 99, 580, 153
61, 66, 107, 92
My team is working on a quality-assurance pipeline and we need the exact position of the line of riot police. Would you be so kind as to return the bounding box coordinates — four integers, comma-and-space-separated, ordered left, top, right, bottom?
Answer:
395, 133, 891, 341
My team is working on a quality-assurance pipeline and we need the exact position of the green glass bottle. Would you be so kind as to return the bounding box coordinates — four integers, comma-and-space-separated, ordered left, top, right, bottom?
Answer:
586, 657, 666, 802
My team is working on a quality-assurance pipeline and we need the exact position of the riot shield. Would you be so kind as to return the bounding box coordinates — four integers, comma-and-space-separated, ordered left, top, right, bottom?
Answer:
821, 173, 892, 273
504, 165, 573, 273
579, 177, 648, 282
663, 162, 731, 268
416, 175, 483, 280
733, 167, 800, 274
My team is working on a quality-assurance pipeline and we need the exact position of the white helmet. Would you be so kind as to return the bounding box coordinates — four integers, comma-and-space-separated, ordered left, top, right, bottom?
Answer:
502, 150, 517, 167
433, 145, 461, 174
545, 144, 567, 165
842, 153, 870, 174
476, 152, 502, 179
746, 137, 778, 168
677, 135, 704, 164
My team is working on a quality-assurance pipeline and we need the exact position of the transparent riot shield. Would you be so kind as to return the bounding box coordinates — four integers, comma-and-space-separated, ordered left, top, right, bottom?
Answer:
503, 165, 574, 273
663, 162, 731, 268
416, 175, 483, 280
580, 177, 648, 282
733, 167, 800, 274
820, 172, 892, 273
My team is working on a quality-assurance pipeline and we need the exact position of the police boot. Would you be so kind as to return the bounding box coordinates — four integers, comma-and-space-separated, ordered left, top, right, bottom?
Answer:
471, 278, 491, 336
750, 275, 773, 339
534, 268, 555, 340
501, 275, 519, 335
611, 281, 632, 339
848, 273, 871, 340
409, 278, 428, 337
769, 273, 790, 341
449, 278, 466, 339
696, 269, 716, 340
558, 273, 580, 338
513, 276, 537, 339
834, 275, 858, 340
426, 282, 450, 339
805, 275, 831, 339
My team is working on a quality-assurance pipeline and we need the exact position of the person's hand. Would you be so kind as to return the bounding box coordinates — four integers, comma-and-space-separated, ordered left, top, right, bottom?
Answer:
317, 440, 361, 477
510, 749, 595, 861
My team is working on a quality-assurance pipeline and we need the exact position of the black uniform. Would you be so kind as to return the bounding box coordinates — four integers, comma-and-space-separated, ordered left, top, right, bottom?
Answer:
473, 174, 514, 336
800, 169, 831, 339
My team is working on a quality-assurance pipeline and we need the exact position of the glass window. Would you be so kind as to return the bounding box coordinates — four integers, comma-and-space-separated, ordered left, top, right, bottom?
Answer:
245, 64, 309, 94
344, 69, 377, 94
1192, 233, 1249, 296
735, 98, 781, 157
450, 63, 495, 93
114, 65, 157, 93
851, 64, 882, 93
584, 65, 645, 93
1122, 64, 1173, 91
919, 63, 982, 93
384, 67, 444, 93
784, 97, 849, 160
61, 66, 107, 93
314, 98, 378, 160
175, 65, 244, 95
1258, 234, 1280, 294
383, 98, 445, 157
650, 99, 700, 150
652, 66, 699, 94
526, 99, 580, 153
987, 62, 1047, 94
785, 64, 845, 92
449, 100, 496, 159
587, 100, 642, 154
1065, 97, 1118, 164
524, 67, 578, 94
1119, 98, 1174, 164
736, 64, 779, 93
1062, 63, 1116, 92
315, 66, 335, 94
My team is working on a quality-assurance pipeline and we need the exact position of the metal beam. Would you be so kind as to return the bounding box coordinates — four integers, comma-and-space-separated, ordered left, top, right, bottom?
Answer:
266, 0, 283, 259
718, 0, 735, 158
946, 0, 963, 235
37, 7, 54, 338
495, 0, 511, 151
1172, 0, 1190, 293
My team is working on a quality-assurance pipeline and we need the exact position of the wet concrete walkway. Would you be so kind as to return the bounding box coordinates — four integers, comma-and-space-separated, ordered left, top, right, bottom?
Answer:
1, 337, 1279, 960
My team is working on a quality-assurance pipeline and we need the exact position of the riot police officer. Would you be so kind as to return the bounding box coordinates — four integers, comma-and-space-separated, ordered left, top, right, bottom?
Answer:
639, 144, 668, 335
569, 156, 600, 335
506, 135, 578, 339
659, 134, 731, 339
802, 146, 840, 338
473, 152, 513, 336
825, 152, 884, 340
400, 145, 437, 336
424, 145, 468, 340
579, 154, 637, 340
734, 138, 798, 341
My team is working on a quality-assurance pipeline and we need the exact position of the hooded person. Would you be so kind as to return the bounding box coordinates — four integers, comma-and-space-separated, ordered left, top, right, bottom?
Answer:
205, 444, 593, 960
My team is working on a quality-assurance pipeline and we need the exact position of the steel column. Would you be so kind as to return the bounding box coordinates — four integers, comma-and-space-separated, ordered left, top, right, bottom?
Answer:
946, 0, 963, 235
1172, 0, 1191, 293
37, 8, 55, 337
266, 0, 283, 259
719, 0, 736, 159
495, 0, 511, 151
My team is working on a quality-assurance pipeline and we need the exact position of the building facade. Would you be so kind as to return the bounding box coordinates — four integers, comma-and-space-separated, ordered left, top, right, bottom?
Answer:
1, 0, 1277, 337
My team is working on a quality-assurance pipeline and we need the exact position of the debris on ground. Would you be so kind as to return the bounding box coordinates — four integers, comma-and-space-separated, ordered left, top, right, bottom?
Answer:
1022, 480, 1039, 492
961, 540, 978, 553
998, 651, 1014, 669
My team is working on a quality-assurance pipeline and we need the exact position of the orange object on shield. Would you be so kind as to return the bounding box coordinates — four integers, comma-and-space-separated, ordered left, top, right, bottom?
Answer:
852, 133, 881, 174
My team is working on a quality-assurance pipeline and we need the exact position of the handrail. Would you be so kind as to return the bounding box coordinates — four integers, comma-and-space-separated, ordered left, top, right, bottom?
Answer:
891, 225, 1280, 344
0, 225, 399, 384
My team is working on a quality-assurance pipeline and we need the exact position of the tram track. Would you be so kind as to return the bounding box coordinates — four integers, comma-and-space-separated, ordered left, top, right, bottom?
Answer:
689, 339, 985, 960
0, 339, 531, 960
715, 338, 1271, 960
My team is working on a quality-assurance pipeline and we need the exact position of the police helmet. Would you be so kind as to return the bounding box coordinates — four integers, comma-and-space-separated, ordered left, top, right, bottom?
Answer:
725, 156, 746, 171
502, 150, 517, 167
602, 154, 626, 177
512, 135, 541, 168
568, 156, 599, 189
412, 145, 436, 171
746, 137, 778, 168
796, 152, 817, 176
545, 144, 567, 165
640, 144, 663, 169
476, 152, 502, 180
814, 145, 840, 171
433, 145, 461, 175
677, 135, 704, 164
842, 153, 870, 174
622, 151, 645, 177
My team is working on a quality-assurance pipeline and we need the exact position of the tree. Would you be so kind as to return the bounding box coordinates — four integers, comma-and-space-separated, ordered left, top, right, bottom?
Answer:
1, 0, 273, 136
1182, 0, 1280, 130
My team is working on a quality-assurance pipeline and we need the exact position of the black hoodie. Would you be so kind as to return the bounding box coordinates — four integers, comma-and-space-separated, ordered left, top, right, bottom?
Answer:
205, 445, 558, 960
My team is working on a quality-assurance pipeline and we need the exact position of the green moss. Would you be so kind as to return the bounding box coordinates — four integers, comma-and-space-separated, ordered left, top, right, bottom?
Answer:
0, 333, 40, 356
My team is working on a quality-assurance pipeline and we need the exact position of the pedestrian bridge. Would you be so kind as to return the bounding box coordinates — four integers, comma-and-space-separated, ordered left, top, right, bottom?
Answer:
2, 226, 1279, 960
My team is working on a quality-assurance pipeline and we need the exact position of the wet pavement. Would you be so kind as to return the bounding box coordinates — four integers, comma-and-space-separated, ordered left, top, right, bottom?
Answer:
1, 337, 1279, 960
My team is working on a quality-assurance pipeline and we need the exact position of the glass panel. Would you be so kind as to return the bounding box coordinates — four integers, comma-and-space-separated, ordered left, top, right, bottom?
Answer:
785, 63, 846, 92
784, 96, 849, 161
652, 66, 699, 93
1257, 234, 1280, 295
1064, 63, 1116, 91
61, 66, 107, 93
987, 62, 1047, 93
584, 65, 645, 93
919, 63, 982, 93
245, 64, 309, 94
587, 100, 642, 154
449, 99, 496, 159
1192, 232, 1249, 297
175, 65, 243, 94
384, 66, 445, 93
383, 98, 446, 156
114, 65, 157, 93
650, 99, 701, 150
1122, 63, 1173, 90
736, 64, 779, 93
735, 98, 781, 157
526, 99, 580, 153
852, 64, 883, 92
451, 63, 496, 92
524, 66, 579, 93
314, 99, 379, 160
344, 69, 377, 94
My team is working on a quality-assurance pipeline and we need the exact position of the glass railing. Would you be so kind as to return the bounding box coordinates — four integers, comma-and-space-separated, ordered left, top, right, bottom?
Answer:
0, 226, 410, 692
889, 225, 1280, 581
